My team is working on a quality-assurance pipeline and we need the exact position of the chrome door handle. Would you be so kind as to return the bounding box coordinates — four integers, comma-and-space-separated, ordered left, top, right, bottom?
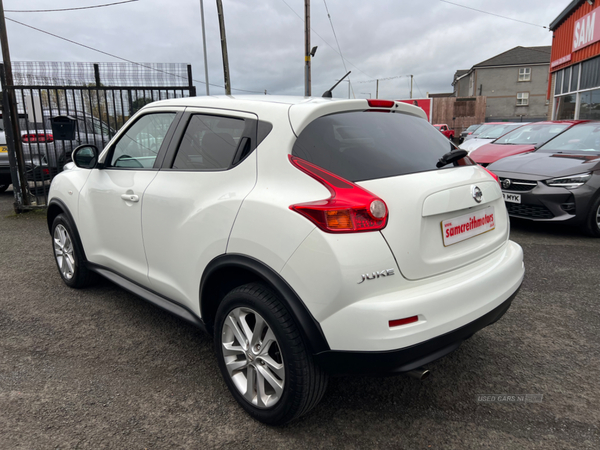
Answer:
121, 194, 139, 202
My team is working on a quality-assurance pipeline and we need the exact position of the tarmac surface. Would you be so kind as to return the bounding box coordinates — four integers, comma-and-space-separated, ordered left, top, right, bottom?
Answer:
0, 188, 598, 449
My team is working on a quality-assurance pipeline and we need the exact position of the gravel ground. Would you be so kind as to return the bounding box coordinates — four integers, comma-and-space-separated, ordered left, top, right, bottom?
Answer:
0, 188, 599, 449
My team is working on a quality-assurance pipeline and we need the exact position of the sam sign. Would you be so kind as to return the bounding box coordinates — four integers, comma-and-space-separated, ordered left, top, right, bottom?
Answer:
573, 7, 600, 52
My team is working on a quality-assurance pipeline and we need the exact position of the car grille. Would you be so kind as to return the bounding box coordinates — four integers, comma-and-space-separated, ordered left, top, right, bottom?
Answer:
506, 203, 554, 219
499, 178, 537, 192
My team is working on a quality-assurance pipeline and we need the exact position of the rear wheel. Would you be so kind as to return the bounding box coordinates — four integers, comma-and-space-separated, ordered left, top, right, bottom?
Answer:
214, 283, 328, 425
51, 214, 98, 288
582, 197, 600, 237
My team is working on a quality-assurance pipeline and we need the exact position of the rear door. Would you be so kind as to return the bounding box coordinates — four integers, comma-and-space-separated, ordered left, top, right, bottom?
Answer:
141, 109, 259, 308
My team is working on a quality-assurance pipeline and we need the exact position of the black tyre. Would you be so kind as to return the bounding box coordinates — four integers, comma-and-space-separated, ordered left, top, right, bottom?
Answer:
51, 214, 98, 288
214, 283, 328, 425
582, 196, 600, 237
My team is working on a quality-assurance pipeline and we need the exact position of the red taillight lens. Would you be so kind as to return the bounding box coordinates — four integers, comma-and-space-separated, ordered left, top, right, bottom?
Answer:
389, 315, 419, 328
289, 156, 388, 233
482, 166, 500, 185
22, 133, 54, 143
367, 99, 395, 108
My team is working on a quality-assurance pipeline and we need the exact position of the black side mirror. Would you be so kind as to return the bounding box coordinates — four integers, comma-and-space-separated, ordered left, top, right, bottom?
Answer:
72, 145, 99, 169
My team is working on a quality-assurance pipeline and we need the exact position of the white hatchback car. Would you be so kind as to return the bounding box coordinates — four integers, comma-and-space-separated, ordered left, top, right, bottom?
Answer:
47, 96, 524, 425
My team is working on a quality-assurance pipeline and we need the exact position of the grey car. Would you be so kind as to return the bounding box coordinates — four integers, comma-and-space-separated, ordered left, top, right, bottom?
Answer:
488, 121, 600, 236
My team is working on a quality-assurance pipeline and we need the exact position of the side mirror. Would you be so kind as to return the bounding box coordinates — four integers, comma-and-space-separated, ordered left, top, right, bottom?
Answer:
72, 145, 99, 169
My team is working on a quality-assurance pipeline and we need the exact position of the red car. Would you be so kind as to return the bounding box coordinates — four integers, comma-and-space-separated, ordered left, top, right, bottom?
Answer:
433, 124, 454, 140
470, 120, 588, 166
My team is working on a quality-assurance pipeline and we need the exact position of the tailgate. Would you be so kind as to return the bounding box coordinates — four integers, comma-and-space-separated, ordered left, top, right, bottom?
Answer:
360, 166, 508, 280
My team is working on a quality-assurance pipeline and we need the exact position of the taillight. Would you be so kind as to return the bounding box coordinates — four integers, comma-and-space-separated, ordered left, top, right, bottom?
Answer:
22, 133, 54, 143
289, 156, 388, 233
482, 166, 500, 185
367, 99, 395, 108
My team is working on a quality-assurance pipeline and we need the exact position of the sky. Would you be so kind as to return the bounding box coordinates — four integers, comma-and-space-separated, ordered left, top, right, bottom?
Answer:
1, 0, 572, 99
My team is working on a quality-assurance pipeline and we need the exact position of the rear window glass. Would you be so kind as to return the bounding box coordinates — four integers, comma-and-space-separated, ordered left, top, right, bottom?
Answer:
291, 111, 464, 182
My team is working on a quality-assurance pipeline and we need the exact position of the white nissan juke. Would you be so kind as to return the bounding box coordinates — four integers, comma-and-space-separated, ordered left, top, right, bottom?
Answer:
47, 96, 524, 425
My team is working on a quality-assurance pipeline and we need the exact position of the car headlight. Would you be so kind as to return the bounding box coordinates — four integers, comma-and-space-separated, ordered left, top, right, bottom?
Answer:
543, 172, 592, 188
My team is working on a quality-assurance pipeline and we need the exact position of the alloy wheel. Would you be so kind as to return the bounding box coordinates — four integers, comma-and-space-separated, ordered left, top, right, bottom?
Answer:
53, 224, 75, 280
221, 307, 285, 409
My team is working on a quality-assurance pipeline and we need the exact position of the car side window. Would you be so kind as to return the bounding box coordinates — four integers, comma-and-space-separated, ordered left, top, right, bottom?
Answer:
172, 114, 245, 170
109, 113, 176, 168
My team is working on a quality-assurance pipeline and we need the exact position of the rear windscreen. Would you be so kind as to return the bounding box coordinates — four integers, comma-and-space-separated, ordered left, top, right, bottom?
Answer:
292, 111, 463, 182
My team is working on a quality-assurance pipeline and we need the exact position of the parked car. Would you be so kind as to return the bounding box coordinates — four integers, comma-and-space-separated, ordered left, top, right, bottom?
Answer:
460, 123, 527, 153
0, 125, 9, 192
459, 123, 482, 144
433, 123, 454, 140
488, 121, 600, 236
47, 96, 524, 425
470, 121, 586, 167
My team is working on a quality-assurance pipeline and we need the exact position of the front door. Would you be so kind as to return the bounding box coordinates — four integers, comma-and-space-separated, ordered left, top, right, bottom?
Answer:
78, 111, 179, 285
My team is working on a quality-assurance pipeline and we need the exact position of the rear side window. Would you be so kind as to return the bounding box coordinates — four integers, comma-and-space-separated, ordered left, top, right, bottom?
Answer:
172, 114, 245, 170
292, 111, 458, 182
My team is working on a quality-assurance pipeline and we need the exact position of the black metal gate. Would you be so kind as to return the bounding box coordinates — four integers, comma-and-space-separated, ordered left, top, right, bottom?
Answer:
1, 62, 196, 210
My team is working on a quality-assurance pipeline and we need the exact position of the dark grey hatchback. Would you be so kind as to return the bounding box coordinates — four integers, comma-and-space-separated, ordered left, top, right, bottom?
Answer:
488, 121, 600, 236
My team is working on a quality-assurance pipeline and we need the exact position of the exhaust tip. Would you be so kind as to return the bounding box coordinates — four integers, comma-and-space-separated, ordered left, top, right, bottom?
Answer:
407, 368, 430, 381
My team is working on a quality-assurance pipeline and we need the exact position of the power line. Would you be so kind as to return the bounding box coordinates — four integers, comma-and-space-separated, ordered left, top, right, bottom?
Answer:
413, 77, 424, 98
278, 0, 374, 80
6, 0, 139, 13
5, 17, 266, 94
439, 0, 547, 29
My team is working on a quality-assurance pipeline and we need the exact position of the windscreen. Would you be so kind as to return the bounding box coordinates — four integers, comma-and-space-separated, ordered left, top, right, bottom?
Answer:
466, 124, 480, 132
478, 124, 523, 139
537, 123, 600, 153
291, 111, 470, 182
493, 123, 569, 145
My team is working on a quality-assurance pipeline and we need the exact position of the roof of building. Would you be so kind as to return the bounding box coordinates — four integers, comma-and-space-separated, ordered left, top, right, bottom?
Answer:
550, 0, 586, 30
473, 46, 552, 68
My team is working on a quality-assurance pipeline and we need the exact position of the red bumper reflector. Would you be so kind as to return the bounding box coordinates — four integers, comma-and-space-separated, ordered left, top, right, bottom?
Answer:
389, 316, 418, 328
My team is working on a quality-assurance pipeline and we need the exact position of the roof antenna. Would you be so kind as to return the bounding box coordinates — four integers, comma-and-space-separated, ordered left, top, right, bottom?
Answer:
322, 71, 351, 98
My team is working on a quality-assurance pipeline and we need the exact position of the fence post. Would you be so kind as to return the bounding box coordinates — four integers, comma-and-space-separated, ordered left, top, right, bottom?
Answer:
187, 65, 196, 97
0, 63, 30, 211
94, 63, 101, 87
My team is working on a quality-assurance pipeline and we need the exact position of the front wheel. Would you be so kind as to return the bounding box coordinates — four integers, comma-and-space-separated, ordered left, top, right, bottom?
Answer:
582, 196, 600, 237
51, 214, 98, 288
214, 283, 328, 425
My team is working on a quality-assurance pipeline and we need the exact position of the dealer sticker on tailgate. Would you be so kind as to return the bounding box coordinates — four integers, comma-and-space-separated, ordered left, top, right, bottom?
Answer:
441, 206, 495, 247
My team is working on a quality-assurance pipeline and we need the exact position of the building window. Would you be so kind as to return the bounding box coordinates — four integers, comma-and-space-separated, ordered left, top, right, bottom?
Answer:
516, 92, 529, 106
518, 67, 531, 81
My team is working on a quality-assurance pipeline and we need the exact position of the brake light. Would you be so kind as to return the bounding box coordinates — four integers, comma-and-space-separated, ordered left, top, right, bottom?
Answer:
289, 156, 388, 233
22, 133, 54, 143
367, 99, 395, 108
482, 166, 500, 185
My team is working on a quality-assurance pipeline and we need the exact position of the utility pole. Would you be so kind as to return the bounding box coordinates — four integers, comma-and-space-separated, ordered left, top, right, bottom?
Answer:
215, 0, 231, 95
376, 79, 379, 99
0, 0, 30, 209
304, 0, 311, 97
410, 74, 413, 99
199, 0, 210, 95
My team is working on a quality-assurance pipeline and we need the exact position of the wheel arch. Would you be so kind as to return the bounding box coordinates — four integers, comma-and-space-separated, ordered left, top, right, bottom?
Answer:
47, 198, 89, 262
200, 254, 330, 355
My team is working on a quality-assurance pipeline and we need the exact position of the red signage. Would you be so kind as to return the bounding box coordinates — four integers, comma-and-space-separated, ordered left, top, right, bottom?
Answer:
397, 98, 432, 122
573, 7, 600, 52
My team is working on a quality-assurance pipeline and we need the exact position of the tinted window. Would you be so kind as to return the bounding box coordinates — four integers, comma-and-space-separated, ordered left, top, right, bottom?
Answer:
109, 113, 175, 168
493, 123, 569, 145
172, 114, 245, 170
538, 123, 600, 153
291, 111, 464, 182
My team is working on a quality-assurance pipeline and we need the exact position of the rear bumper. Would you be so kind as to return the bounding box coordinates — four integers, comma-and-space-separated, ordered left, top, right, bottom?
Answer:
314, 287, 518, 375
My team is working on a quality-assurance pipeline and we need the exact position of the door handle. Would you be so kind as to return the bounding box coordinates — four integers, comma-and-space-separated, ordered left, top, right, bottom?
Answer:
121, 193, 139, 202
